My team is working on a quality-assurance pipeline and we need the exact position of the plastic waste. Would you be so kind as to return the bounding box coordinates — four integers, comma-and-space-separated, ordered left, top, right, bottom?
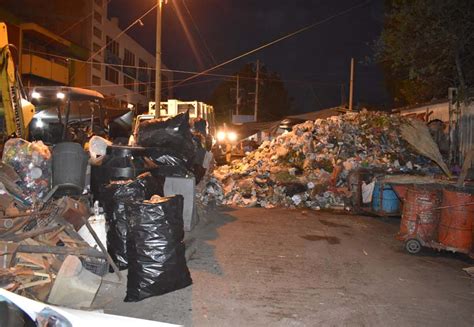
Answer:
2, 138, 51, 204
124, 195, 192, 302
89, 136, 112, 164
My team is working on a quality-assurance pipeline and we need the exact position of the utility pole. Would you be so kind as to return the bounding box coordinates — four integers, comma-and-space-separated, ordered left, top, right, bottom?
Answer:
254, 59, 260, 122
235, 75, 240, 116
154, 0, 164, 118
349, 57, 354, 111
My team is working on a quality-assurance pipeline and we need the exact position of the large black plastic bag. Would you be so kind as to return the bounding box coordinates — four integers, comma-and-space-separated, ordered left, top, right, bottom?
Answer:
124, 195, 192, 302
137, 112, 195, 161
102, 172, 164, 270
146, 147, 191, 177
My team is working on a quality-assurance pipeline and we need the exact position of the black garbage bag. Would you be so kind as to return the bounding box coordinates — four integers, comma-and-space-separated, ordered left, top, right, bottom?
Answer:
192, 135, 207, 184
102, 172, 164, 270
124, 195, 192, 302
137, 112, 195, 161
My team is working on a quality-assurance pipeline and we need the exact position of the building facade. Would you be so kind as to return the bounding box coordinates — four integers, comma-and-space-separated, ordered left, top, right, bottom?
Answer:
1, 0, 173, 112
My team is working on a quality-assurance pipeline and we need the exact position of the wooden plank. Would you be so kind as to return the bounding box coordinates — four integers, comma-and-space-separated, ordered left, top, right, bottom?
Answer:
6, 225, 62, 242
17, 244, 106, 258
16, 253, 48, 269
17, 277, 51, 290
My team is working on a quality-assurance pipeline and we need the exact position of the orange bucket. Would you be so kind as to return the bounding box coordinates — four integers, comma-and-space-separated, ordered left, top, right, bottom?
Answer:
438, 188, 474, 253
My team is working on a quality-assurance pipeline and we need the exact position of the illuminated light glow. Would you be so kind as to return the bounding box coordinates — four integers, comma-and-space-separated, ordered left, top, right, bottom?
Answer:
35, 119, 44, 128
227, 131, 238, 142
31, 91, 41, 99
56, 92, 66, 100
217, 131, 226, 142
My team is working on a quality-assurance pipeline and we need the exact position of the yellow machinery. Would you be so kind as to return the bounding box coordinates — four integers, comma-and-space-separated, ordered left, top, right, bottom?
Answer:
0, 22, 34, 138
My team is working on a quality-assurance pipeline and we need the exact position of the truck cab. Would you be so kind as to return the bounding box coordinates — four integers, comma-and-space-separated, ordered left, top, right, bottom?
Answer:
29, 86, 106, 144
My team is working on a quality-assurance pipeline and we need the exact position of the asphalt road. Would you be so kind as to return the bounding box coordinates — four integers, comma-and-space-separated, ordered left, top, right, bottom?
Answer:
95, 207, 474, 326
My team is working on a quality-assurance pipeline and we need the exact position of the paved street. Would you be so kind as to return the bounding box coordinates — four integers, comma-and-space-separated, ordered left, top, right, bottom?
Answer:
95, 207, 474, 326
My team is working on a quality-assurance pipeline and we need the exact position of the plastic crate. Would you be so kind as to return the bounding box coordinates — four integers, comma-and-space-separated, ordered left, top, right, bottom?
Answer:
80, 256, 109, 276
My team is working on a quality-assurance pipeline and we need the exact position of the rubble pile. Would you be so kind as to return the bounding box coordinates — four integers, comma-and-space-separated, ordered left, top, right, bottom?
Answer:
212, 111, 438, 209
0, 196, 108, 308
0, 139, 114, 308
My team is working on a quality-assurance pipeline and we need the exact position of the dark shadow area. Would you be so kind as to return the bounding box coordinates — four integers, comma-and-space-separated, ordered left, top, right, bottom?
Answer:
393, 246, 474, 264
187, 206, 237, 276
319, 219, 350, 228
300, 234, 341, 245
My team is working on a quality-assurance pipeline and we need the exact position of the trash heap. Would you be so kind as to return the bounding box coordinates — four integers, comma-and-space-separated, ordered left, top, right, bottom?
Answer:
212, 111, 439, 209
1, 116, 198, 307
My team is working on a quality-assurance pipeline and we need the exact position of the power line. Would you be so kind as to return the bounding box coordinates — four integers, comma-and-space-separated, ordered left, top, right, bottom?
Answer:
174, 0, 371, 87
88, 3, 158, 62
181, 0, 217, 65
102, 77, 225, 100
24, 48, 343, 86
69, 2, 159, 83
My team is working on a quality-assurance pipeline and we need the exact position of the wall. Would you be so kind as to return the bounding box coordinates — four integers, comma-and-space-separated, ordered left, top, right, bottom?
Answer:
395, 101, 449, 123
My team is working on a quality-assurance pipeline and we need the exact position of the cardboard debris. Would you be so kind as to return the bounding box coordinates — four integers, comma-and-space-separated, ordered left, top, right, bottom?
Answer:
210, 111, 443, 209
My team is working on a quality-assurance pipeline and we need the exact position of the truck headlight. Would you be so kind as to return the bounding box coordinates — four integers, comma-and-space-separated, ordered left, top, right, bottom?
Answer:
35, 119, 44, 128
227, 131, 238, 142
217, 131, 226, 142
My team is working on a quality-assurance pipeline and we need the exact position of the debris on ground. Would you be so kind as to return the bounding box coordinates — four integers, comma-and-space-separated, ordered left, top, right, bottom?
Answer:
212, 111, 443, 209
463, 267, 474, 277
0, 197, 108, 308
1, 132, 197, 306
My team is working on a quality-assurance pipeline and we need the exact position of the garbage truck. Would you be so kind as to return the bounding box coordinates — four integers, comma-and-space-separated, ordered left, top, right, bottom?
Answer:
130, 99, 216, 147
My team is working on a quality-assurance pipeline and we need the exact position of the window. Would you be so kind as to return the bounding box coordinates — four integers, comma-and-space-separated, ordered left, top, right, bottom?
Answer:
150, 73, 155, 95
106, 66, 119, 84
106, 36, 119, 56
92, 75, 101, 85
93, 26, 102, 39
123, 49, 136, 77
138, 58, 148, 82
124, 49, 135, 66
92, 43, 102, 56
93, 60, 101, 71
139, 83, 147, 97
124, 75, 135, 91
94, 11, 102, 23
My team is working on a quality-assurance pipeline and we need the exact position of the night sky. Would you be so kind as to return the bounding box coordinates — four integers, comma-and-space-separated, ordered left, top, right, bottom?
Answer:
109, 0, 389, 113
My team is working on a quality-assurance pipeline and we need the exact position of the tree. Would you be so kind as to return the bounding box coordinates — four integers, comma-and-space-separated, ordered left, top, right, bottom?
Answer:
209, 63, 290, 123
375, 0, 474, 105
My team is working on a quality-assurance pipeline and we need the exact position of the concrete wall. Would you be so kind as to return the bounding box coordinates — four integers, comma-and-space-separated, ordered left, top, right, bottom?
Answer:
396, 101, 449, 122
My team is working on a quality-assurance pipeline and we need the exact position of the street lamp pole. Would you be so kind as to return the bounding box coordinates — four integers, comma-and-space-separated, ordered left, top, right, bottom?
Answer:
154, 0, 164, 118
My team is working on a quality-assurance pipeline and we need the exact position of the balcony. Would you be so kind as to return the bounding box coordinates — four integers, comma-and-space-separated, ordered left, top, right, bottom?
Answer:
21, 54, 68, 85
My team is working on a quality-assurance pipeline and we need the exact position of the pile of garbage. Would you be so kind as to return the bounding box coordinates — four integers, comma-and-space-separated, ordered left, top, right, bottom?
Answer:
211, 111, 439, 209
1, 126, 196, 307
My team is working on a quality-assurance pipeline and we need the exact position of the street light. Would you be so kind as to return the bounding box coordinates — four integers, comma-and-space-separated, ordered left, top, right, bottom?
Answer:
155, 0, 168, 118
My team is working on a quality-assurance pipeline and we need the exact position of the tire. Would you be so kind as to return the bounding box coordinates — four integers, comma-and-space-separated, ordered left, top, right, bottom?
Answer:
405, 239, 422, 254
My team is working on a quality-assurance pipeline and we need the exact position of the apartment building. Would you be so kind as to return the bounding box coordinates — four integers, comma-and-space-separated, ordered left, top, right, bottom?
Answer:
1, 0, 173, 112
